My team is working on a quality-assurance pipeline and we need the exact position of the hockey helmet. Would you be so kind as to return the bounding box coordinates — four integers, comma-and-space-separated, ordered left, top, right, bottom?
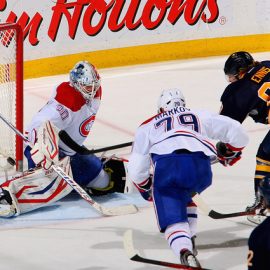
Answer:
224, 51, 254, 78
157, 88, 186, 113
70, 61, 101, 100
258, 176, 270, 207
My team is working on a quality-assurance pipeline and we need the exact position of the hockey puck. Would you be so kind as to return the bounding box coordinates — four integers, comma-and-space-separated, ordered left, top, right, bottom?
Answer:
7, 157, 16, 166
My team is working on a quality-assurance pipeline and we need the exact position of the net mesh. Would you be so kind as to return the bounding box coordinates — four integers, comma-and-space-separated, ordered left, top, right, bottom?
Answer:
0, 27, 17, 161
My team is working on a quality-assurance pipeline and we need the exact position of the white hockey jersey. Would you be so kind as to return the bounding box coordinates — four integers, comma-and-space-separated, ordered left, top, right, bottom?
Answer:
25, 82, 102, 155
128, 106, 249, 183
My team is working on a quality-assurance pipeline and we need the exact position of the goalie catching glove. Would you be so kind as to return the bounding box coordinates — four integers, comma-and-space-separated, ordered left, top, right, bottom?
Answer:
134, 175, 153, 201
216, 141, 243, 167
30, 121, 59, 170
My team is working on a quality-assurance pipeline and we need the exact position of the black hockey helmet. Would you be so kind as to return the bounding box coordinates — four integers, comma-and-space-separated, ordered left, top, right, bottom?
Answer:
258, 176, 270, 207
224, 51, 254, 77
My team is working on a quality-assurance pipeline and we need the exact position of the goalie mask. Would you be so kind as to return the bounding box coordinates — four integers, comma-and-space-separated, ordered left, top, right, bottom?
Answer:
70, 61, 101, 100
157, 88, 186, 113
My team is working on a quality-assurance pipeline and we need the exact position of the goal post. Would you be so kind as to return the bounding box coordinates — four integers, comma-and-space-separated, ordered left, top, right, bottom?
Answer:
0, 23, 23, 171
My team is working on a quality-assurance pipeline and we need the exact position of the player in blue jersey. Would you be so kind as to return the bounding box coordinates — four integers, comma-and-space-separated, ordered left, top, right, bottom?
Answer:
219, 51, 270, 223
128, 88, 249, 268
248, 176, 270, 270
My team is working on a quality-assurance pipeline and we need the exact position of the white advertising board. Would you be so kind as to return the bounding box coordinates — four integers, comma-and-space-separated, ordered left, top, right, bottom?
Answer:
0, 0, 269, 61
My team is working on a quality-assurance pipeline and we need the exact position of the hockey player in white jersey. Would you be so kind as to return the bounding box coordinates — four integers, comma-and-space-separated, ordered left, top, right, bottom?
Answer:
0, 61, 124, 217
127, 88, 249, 268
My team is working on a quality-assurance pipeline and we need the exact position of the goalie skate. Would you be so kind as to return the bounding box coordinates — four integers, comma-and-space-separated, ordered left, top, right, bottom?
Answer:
0, 187, 18, 217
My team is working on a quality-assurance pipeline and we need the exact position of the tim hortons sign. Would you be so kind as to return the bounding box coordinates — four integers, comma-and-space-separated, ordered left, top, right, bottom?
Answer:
0, 0, 219, 46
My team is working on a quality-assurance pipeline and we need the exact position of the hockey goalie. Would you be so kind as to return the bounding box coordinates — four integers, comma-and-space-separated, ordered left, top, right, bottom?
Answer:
0, 121, 128, 217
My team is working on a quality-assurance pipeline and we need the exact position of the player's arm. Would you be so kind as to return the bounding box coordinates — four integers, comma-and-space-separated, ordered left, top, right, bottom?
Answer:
25, 100, 72, 144
24, 102, 72, 169
29, 121, 60, 170
127, 126, 152, 201
203, 112, 249, 166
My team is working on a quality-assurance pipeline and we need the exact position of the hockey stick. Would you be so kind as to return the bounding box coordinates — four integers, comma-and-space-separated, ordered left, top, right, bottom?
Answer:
192, 193, 255, 219
59, 130, 132, 155
0, 114, 138, 216
123, 230, 212, 270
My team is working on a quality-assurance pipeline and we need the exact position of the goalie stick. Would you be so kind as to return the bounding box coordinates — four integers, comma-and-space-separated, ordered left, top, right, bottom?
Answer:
123, 230, 212, 270
0, 113, 138, 216
192, 193, 255, 219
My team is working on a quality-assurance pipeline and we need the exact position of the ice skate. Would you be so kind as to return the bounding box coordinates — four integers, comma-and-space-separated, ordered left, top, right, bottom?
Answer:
0, 187, 17, 217
246, 192, 268, 225
191, 235, 198, 256
180, 249, 201, 268
246, 192, 263, 213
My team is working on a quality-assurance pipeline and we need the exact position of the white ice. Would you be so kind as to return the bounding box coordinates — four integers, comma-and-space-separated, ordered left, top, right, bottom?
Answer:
1, 52, 270, 270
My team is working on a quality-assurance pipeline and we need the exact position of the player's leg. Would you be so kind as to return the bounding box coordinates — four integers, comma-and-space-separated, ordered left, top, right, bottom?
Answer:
187, 200, 198, 255
69, 152, 106, 187
69, 153, 127, 195
153, 155, 193, 256
246, 130, 270, 213
90, 157, 128, 195
0, 157, 72, 217
152, 153, 211, 267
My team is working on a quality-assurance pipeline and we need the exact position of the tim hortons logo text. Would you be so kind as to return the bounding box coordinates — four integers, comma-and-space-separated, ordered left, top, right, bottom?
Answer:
0, 0, 219, 46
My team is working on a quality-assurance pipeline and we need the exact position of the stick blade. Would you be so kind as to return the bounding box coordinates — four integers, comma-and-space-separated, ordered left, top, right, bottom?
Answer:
209, 209, 255, 219
102, 204, 138, 216
123, 229, 139, 259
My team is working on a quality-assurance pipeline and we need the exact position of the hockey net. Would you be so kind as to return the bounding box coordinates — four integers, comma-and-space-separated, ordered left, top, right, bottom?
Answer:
0, 23, 23, 171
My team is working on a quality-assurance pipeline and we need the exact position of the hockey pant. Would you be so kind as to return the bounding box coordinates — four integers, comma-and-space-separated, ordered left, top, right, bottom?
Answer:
151, 151, 212, 232
1, 157, 72, 215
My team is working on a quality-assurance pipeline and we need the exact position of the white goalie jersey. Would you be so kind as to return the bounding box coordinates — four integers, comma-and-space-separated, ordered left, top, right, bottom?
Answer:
25, 82, 102, 155
128, 106, 249, 183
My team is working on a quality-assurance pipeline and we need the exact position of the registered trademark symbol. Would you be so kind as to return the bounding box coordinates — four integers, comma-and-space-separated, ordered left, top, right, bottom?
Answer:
219, 16, 226, 25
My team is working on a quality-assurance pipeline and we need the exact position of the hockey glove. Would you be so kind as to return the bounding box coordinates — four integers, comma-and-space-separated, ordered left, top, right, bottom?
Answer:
30, 143, 54, 170
216, 141, 242, 167
30, 121, 59, 170
134, 176, 153, 201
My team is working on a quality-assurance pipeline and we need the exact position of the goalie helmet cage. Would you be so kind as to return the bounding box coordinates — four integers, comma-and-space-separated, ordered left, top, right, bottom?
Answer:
0, 23, 23, 171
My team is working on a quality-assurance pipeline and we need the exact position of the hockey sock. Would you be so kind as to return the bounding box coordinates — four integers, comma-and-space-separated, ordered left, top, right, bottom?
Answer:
165, 222, 192, 258
187, 201, 197, 237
